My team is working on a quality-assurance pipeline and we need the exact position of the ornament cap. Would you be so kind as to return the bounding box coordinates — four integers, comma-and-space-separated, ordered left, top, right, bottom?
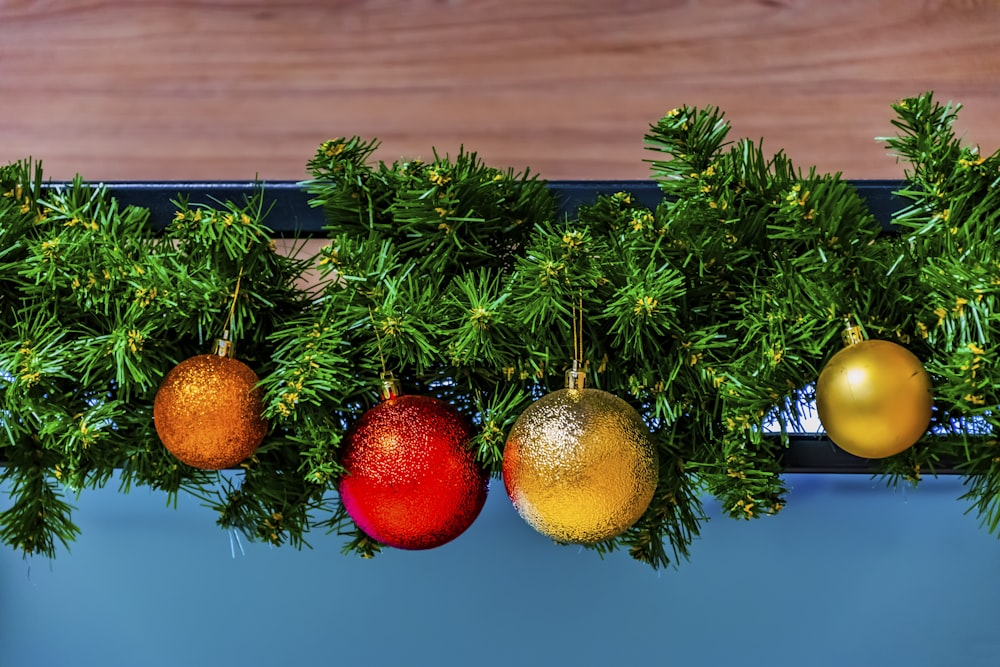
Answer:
841, 317, 865, 347
379, 374, 402, 401
214, 334, 235, 358
565, 360, 587, 390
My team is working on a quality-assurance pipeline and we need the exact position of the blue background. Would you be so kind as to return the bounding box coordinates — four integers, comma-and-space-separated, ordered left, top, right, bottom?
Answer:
3, 473, 1000, 667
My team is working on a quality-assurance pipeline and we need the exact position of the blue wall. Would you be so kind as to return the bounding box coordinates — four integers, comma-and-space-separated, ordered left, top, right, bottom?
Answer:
3, 473, 1000, 667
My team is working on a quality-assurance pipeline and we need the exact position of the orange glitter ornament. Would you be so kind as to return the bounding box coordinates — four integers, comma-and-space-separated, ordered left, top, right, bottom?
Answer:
153, 338, 268, 470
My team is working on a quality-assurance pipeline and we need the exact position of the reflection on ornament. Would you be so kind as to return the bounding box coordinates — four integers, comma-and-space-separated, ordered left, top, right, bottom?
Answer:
503, 365, 658, 544
153, 339, 268, 470
816, 324, 933, 459
338, 377, 489, 550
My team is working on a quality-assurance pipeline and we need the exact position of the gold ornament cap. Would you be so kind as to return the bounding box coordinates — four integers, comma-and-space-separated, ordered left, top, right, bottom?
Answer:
379, 374, 402, 401
841, 317, 865, 347
214, 333, 235, 358
565, 360, 586, 390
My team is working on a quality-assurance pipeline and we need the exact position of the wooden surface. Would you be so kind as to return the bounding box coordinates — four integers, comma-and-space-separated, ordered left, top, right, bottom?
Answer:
1, 0, 999, 182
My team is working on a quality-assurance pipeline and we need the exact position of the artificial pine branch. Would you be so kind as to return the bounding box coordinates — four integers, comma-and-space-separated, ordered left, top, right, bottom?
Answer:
638, 103, 922, 521
0, 166, 317, 555
878, 91, 1000, 521
266, 139, 558, 560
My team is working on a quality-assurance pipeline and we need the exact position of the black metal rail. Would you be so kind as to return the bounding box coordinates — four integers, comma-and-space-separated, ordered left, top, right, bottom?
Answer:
97, 178, 907, 235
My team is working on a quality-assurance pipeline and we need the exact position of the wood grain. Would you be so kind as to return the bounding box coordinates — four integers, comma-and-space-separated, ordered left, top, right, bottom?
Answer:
1, 0, 999, 182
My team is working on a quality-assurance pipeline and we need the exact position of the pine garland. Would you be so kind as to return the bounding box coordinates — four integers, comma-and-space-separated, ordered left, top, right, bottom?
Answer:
1, 92, 999, 569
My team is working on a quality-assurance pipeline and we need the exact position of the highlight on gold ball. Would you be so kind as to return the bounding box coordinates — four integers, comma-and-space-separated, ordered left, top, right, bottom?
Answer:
153, 336, 268, 470
815, 319, 934, 459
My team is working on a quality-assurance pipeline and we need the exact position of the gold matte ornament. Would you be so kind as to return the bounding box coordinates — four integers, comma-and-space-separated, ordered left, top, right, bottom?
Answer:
816, 331, 933, 459
502, 380, 658, 544
153, 345, 268, 470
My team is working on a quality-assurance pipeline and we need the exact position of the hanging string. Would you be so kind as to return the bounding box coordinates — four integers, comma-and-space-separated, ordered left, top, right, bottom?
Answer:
567, 292, 586, 390
572, 300, 578, 363
369, 307, 399, 399
368, 306, 388, 378
571, 292, 584, 363
841, 313, 864, 346
222, 266, 245, 340
214, 267, 245, 357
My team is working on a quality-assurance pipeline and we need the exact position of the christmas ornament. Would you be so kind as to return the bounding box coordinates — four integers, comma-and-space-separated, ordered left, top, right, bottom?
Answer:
338, 377, 489, 550
816, 320, 933, 459
503, 362, 658, 544
153, 337, 268, 469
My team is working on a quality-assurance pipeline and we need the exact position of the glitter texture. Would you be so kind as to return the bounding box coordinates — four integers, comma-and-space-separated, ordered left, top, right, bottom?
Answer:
817, 338, 933, 459
153, 354, 268, 470
338, 395, 489, 550
502, 388, 658, 544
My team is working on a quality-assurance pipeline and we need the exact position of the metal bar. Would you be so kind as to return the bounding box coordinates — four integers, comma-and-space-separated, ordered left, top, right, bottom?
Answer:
95, 179, 907, 234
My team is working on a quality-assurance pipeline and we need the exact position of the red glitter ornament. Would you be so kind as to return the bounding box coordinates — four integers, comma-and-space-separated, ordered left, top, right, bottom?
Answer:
338, 378, 489, 550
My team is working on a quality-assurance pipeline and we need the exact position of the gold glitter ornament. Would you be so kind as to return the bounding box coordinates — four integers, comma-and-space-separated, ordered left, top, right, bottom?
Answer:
502, 363, 658, 544
816, 321, 933, 459
153, 338, 268, 470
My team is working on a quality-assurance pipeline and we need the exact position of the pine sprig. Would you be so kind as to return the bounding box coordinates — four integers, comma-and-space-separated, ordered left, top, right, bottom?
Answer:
636, 102, 917, 526
444, 268, 519, 369
302, 137, 394, 234
875, 91, 1000, 530
0, 452, 80, 558
0, 166, 318, 555
388, 148, 548, 273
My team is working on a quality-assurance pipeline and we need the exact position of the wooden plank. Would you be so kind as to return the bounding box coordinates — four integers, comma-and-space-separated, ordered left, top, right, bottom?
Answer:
1, 1, 999, 180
